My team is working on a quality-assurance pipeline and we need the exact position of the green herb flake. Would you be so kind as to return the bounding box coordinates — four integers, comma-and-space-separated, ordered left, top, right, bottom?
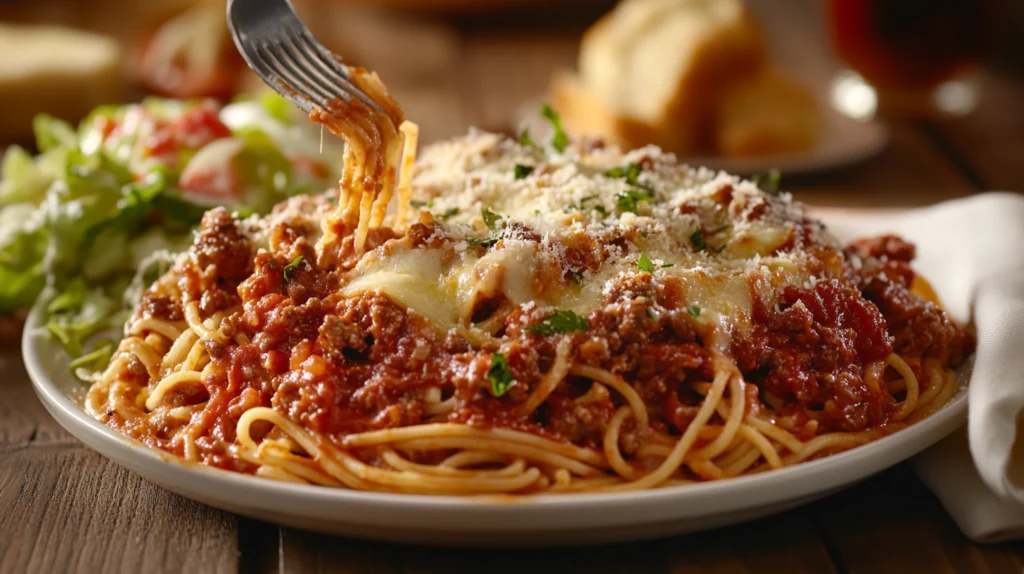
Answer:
410, 199, 433, 209
525, 310, 590, 336
482, 207, 503, 231
540, 104, 569, 153
438, 207, 460, 221
615, 189, 653, 214
519, 128, 539, 149
514, 164, 535, 180
646, 308, 659, 320
686, 305, 701, 317
752, 169, 782, 196
466, 236, 499, 248
571, 271, 583, 285
661, 263, 674, 268
283, 255, 305, 282
690, 230, 707, 252
594, 205, 609, 216
637, 253, 655, 273
605, 162, 650, 190
488, 352, 515, 397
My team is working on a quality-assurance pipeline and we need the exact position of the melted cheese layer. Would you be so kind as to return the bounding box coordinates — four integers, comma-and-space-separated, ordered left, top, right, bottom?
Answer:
336, 130, 839, 336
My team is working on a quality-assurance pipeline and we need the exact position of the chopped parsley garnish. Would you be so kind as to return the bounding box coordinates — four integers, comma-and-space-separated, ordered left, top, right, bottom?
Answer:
686, 305, 701, 317
519, 128, 539, 149
594, 205, 609, 216
410, 199, 433, 209
467, 207, 504, 247
637, 253, 655, 273
283, 255, 304, 282
690, 230, 707, 252
482, 207, 503, 231
606, 163, 651, 190
488, 352, 515, 397
437, 207, 460, 221
752, 169, 782, 196
514, 164, 534, 180
615, 190, 653, 214
712, 244, 728, 254
661, 263, 674, 268
541, 104, 569, 152
646, 308, 659, 320
466, 236, 500, 248
525, 310, 590, 336
571, 271, 583, 285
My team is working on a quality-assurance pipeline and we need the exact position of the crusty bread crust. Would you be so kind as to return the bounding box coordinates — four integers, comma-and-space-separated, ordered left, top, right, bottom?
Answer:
715, 66, 822, 157
552, 0, 821, 158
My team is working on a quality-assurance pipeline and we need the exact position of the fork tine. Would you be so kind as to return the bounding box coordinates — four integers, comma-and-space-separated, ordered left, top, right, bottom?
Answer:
295, 32, 382, 112
249, 46, 317, 113
226, 0, 387, 117
259, 41, 335, 110
274, 37, 352, 108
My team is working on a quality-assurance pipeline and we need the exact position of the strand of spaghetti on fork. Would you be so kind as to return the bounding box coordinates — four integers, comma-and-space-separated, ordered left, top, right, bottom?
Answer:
309, 65, 419, 257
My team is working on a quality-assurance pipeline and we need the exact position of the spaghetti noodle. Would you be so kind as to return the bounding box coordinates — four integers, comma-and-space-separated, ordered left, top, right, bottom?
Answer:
86, 70, 974, 495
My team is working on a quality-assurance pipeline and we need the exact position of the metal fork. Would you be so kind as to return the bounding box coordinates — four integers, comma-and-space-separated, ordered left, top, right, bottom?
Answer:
226, 0, 384, 115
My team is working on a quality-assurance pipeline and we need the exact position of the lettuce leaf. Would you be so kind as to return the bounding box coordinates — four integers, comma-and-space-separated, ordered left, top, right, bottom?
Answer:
0, 262, 45, 315
0, 96, 338, 372
45, 279, 122, 357
33, 114, 78, 153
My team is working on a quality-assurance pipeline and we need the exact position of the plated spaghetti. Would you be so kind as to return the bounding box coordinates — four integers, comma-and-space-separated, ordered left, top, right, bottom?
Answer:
87, 70, 973, 495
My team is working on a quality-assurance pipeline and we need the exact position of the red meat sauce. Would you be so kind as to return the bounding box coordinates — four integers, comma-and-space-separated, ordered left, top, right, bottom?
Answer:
130, 208, 972, 468
732, 234, 973, 437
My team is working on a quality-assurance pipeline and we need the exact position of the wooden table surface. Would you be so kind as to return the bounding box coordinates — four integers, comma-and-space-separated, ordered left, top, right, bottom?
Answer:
3, 1, 1024, 572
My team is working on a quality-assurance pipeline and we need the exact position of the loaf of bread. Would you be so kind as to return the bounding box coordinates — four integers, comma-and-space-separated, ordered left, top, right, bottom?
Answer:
714, 66, 822, 157
0, 24, 125, 142
551, 0, 821, 158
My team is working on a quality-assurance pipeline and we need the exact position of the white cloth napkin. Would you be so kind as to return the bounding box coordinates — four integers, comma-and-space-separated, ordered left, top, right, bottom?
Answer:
818, 192, 1024, 542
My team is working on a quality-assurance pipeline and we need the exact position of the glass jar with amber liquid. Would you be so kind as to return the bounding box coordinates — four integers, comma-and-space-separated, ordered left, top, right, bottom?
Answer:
828, 0, 989, 119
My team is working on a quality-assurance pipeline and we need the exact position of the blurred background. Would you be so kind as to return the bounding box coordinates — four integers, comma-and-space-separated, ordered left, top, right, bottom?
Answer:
0, 0, 1021, 163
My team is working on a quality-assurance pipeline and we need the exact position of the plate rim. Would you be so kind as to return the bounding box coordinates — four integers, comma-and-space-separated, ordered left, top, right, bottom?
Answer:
23, 302, 969, 534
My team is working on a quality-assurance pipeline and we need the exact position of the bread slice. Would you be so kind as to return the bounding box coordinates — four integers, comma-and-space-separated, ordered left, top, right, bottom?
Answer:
715, 66, 823, 157
558, 0, 766, 156
0, 24, 125, 142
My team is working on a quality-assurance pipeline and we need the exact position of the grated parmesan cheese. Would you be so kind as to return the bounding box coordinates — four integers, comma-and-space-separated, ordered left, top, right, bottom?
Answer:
251, 130, 847, 336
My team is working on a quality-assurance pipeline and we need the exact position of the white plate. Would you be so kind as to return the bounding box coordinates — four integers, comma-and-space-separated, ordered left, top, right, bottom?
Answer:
24, 306, 969, 546
515, 99, 889, 177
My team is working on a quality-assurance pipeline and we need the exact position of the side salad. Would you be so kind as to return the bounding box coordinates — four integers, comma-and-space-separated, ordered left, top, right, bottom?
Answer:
0, 93, 341, 379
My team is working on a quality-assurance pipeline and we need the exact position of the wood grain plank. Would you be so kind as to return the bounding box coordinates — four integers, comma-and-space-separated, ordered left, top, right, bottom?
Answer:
787, 122, 974, 208
666, 509, 836, 574
280, 528, 401, 573
813, 465, 1021, 574
929, 72, 1024, 191
280, 533, 666, 574
238, 518, 282, 574
276, 511, 835, 574
0, 352, 75, 448
0, 445, 240, 574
